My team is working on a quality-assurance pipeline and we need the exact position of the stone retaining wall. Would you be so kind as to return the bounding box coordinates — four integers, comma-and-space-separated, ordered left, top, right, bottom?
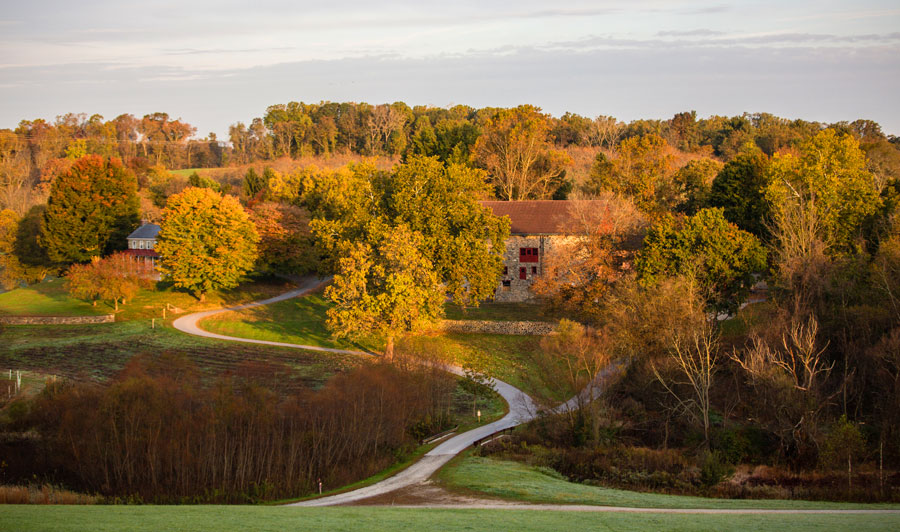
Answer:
439, 319, 555, 335
0, 314, 115, 325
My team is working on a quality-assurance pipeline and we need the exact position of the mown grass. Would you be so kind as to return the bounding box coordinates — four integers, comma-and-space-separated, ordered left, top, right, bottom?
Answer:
437, 455, 900, 511
1, 505, 898, 532
199, 294, 381, 352
0, 276, 299, 321
0, 278, 102, 316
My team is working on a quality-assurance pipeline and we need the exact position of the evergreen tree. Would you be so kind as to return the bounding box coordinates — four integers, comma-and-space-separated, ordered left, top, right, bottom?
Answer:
39, 155, 139, 264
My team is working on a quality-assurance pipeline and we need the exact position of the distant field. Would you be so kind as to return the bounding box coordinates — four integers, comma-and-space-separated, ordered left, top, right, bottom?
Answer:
438, 455, 900, 511
1, 505, 898, 532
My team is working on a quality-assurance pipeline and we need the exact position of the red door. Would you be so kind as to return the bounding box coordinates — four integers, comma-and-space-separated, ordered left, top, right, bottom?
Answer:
519, 267, 527, 280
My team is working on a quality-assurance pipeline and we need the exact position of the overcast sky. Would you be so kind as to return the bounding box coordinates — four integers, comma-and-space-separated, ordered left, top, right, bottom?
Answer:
2, 0, 899, 137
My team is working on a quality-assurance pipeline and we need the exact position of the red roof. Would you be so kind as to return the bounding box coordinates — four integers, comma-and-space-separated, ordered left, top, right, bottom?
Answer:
123, 249, 159, 258
480, 200, 601, 235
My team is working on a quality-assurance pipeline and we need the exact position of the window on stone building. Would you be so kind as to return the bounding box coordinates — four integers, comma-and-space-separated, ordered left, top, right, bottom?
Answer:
503, 266, 508, 276
519, 266, 527, 280
519, 247, 539, 263
531, 266, 537, 274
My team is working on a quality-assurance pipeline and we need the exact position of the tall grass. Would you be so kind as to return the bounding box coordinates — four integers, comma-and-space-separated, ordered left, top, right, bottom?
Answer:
0, 485, 100, 504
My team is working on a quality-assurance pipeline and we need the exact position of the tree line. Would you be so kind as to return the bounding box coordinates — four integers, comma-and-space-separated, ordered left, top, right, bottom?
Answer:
5, 355, 455, 503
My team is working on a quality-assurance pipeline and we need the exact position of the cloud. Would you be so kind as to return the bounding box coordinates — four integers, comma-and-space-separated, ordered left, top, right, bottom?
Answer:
657, 29, 726, 37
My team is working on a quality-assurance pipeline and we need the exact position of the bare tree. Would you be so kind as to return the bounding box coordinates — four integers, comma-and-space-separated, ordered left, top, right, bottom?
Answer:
651, 316, 720, 448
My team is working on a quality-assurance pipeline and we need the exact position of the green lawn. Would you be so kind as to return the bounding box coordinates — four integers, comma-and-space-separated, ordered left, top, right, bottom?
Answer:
199, 294, 379, 352
438, 455, 900, 511
1, 505, 897, 532
0, 276, 299, 321
399, 333, 559, 401
444, 301, 556, 322
0, 278, 103, 316
0, 320, 360, 391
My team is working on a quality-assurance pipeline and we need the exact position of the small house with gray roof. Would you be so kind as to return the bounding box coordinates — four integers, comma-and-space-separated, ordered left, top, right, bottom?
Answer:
124, 223, 161, 272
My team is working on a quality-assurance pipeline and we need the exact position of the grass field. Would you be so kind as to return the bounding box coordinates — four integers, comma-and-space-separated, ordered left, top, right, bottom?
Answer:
1, 505, 897, 532
400, 333, 559, 401
199, 293, 557, 400
0, 321, 361, 391
0, 276, 299, 321
437, 455, 900, 511
199, 293, 378, 351
0, 278, 103, 316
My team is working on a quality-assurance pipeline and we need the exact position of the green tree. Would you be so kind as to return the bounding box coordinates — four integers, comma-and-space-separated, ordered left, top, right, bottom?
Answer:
243, 167, 266, 198
708, 143, 771, 237
377, 156, 509, 305
672, 158, 723, 215
39, 155, 139, 263
309, 156, 509, 358
636, 208, 767, 314
156, 187, 259, 300
325, 223, 443, 360
188, 171, 221, 192
766, 129, 881, 254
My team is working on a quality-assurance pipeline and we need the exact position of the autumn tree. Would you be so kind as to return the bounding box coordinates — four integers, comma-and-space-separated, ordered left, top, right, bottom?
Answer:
249, 202, 317, 275
531, 196, 646, 323
472, 105, 571, 200
65, 252, 153, 310
766, 129, 881, 255
636, 208, 767, 314
591, 133, 676, 216
530, 319, 613, 445
39, 155, 139, 264
672, 158, 723, 215
325, 223, 443, 359
156, 187, 259, 300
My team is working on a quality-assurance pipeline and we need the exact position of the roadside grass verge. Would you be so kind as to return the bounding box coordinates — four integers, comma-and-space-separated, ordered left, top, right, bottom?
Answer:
1, 505, 898, 532
399, 333, 561, 401
437, 455, 900, 511
199, 293, 379, 352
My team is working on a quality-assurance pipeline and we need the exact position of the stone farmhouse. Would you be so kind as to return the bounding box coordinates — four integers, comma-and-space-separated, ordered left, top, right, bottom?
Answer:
480, 200, 596, 303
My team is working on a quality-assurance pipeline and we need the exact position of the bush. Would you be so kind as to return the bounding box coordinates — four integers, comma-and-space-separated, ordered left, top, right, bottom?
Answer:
700, 451, 734, 487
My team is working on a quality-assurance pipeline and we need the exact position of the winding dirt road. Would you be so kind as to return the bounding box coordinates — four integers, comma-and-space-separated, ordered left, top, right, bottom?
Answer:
172, 280, 900, 516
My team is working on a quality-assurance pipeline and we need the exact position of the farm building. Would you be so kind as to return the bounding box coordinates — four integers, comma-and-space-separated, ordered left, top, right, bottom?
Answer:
480, 200, 591, 303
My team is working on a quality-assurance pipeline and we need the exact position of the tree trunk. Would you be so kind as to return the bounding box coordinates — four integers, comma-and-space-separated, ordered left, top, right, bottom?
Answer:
384, 335, 394, 361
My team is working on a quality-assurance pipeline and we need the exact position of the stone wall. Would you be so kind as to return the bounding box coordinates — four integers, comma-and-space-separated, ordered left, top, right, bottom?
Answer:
439, 319, 555, 335
0, 314, 115, 325
493, 234, 581, 303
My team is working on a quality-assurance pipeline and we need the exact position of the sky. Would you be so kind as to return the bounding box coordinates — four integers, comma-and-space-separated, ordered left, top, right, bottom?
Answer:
2, 0, 899, 138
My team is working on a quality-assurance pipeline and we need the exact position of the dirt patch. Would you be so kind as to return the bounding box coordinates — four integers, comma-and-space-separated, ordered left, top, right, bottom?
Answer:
344, 481, 523, 507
